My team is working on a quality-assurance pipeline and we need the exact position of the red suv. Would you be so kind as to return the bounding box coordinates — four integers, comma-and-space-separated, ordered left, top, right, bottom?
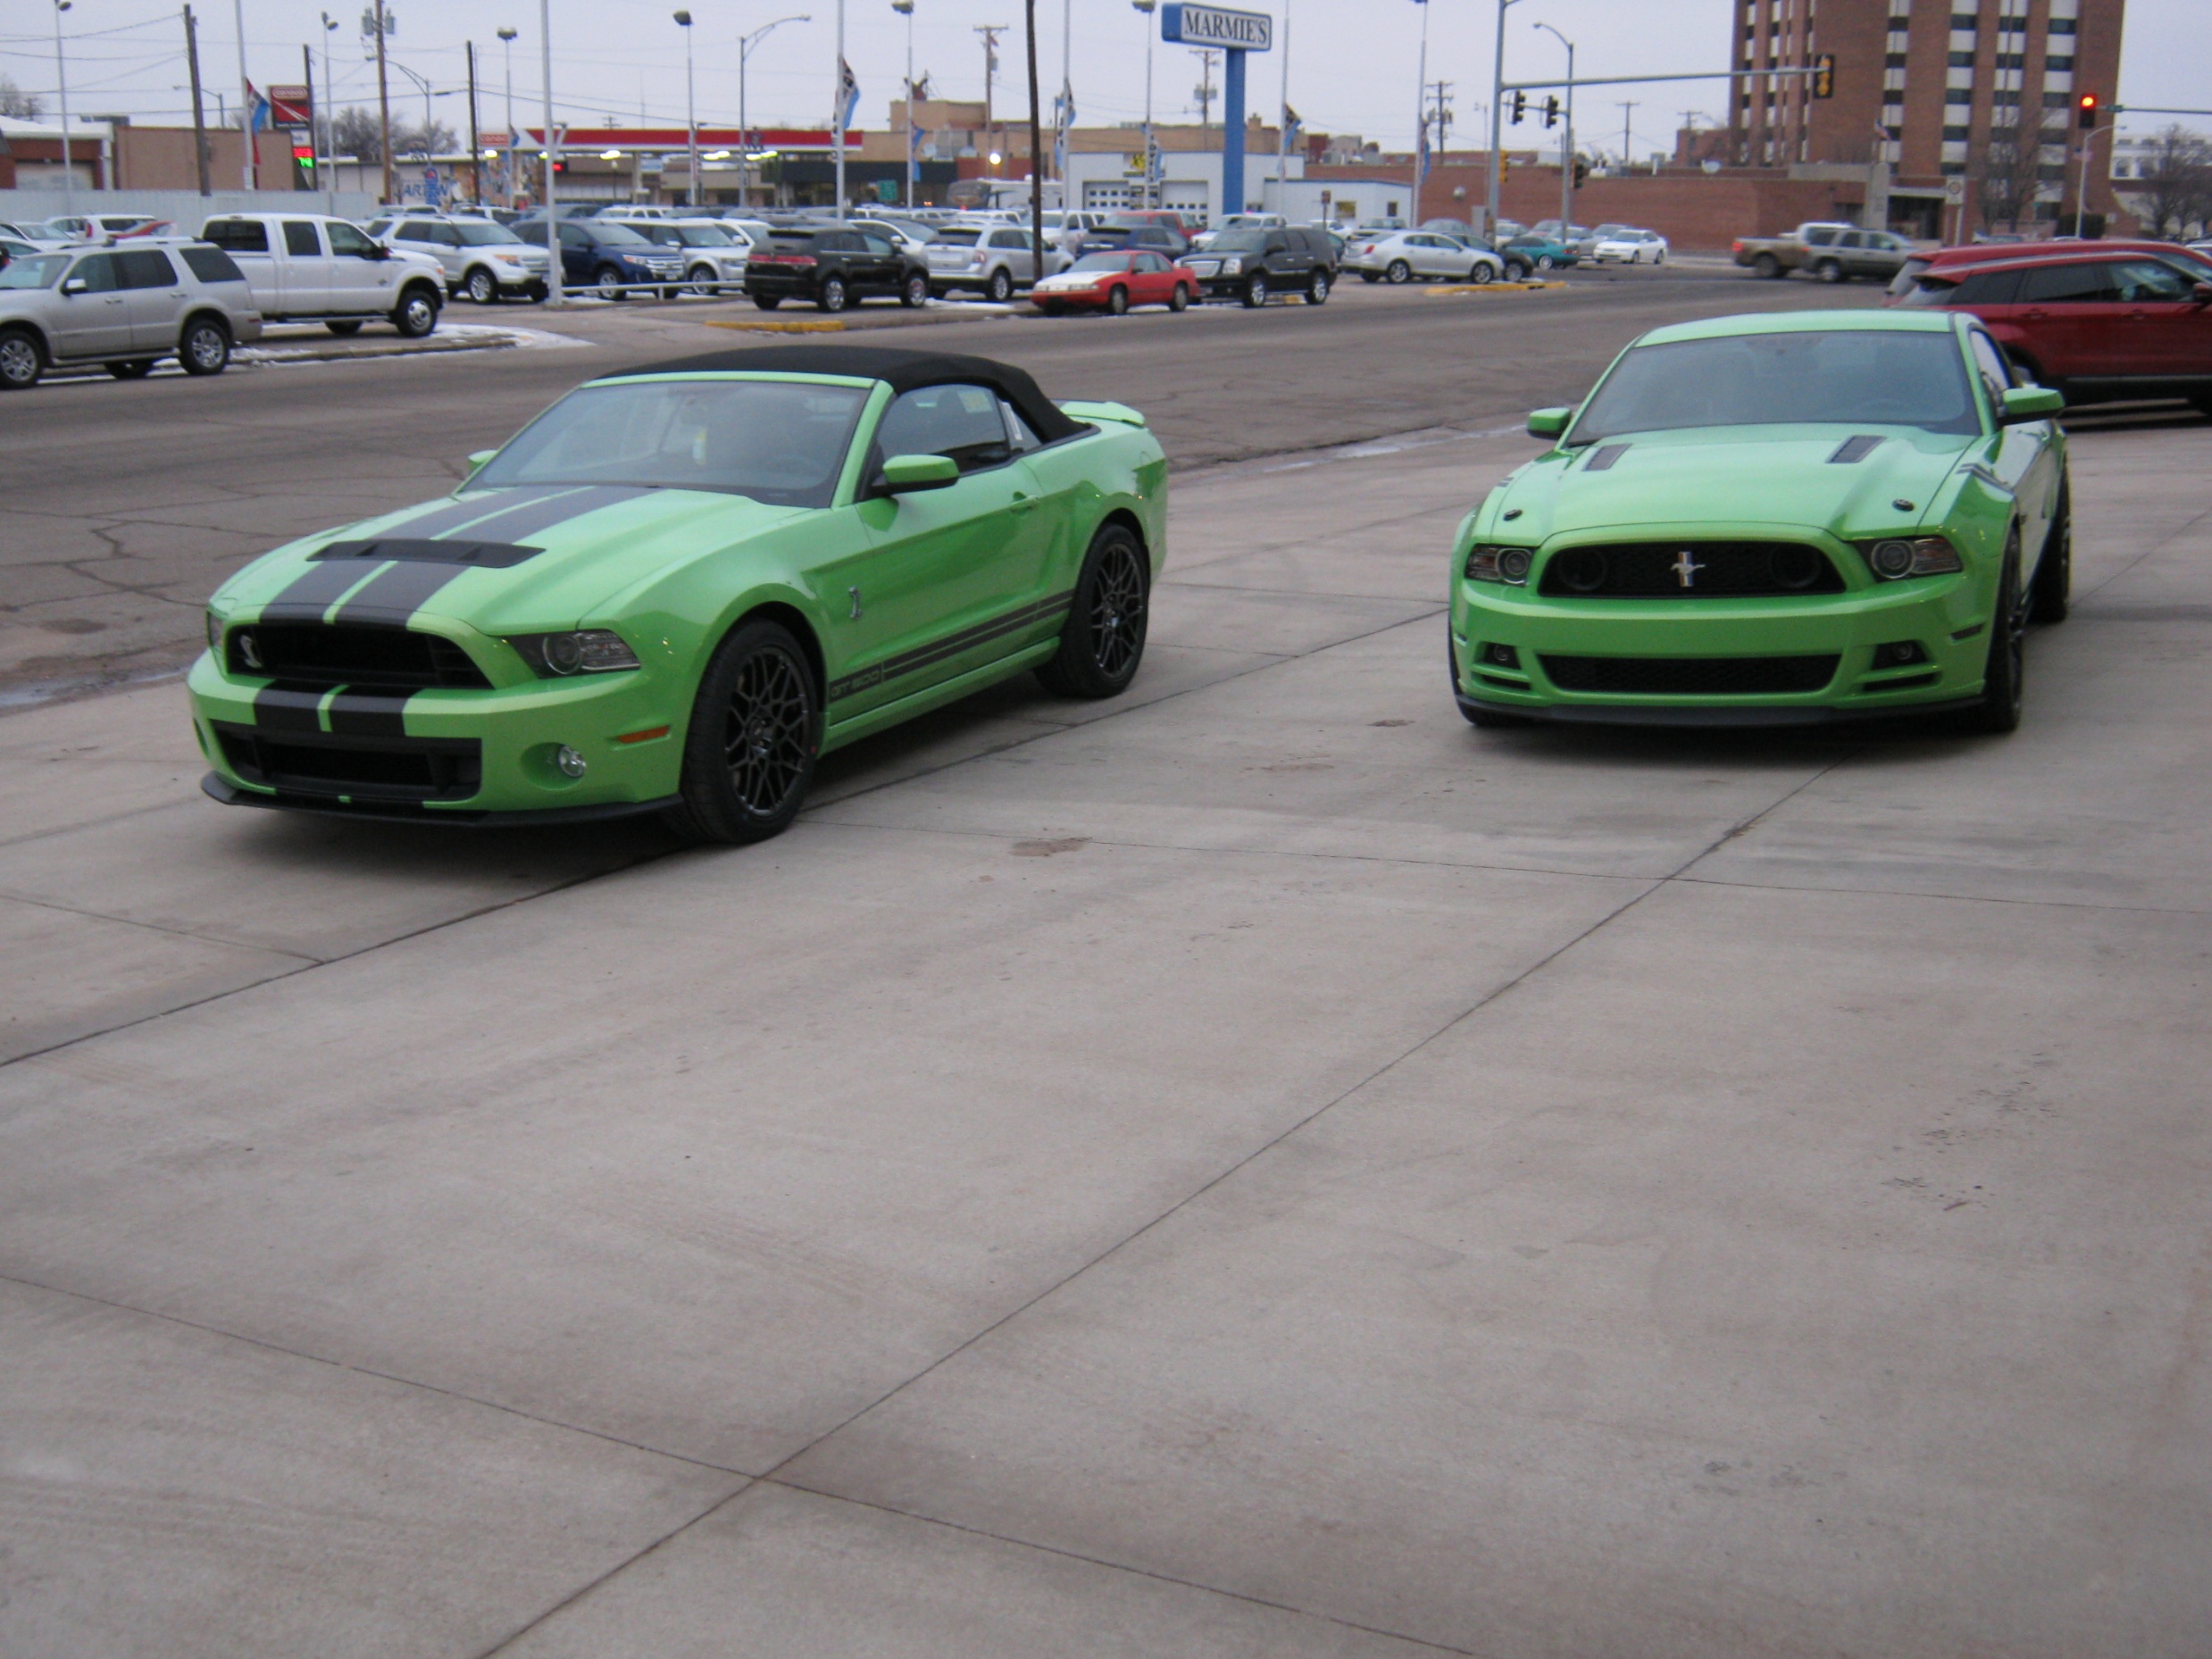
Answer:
1893, 246, 2212, 412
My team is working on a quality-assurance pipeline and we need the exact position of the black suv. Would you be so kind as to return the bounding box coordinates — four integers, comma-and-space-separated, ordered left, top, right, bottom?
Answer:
742, 225, 931, 313
1183, 226, 1337, 307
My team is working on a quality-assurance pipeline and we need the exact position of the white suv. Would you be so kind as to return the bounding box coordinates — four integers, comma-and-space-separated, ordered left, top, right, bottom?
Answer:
374, 213, 551, 304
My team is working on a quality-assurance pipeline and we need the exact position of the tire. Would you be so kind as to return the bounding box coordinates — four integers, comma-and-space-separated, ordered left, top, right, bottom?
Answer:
1242, 273, 1269, 307
465, 266, 499, 304
1502, 259, 1529, 281
1816, 258, 1844, 284
1035, 521, 1149, 699
1168, 283, 1189, 312
179, 317, 230, 376
391, 286, 439, 338
1654, 250, 1665, 266
592, 263, 627, 300
1753, 252, 1782, 279
1359, 271, 1381, 283
1306, 271, 1330, 305
0, 328, 44, 390
986, 267, 1014, 304
1385, 260, 1413, 285
753, 295, 782, 311
663, 619, 820, 846
687, 263, 717, 297
325, 319, 363, 336
1039, 302, 1065, 317
1962, 532, 2027, 735
1470, 263, 1496, 285
1535, 253, 1557, 270
525, 282, 547, 304
1107, 284, 1129, 316
817, 275, 849, 313
901, 271, 930, 308
2029, 478, 2072, 625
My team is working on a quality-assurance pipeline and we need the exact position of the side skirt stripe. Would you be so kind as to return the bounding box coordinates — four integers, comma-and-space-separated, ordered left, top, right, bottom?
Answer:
826, 592, 1071, 704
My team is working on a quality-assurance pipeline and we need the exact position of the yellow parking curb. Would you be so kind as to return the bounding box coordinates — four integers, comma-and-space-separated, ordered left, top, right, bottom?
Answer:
1426, 279, 1567, 296
702, 318, 847, 333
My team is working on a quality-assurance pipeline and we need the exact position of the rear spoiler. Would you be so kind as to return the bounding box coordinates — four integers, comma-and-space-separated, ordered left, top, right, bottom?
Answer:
1057, 399, 1148, 429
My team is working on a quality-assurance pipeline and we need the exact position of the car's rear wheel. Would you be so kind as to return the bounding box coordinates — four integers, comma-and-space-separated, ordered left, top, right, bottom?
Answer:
1106, 284, 1129, 315
391, 286, 439, 337
105, 359, 156, 379
1535, 253, 1557, 270
0, 328, 45, 390
325, 319, 363, 336
665, 619, 819, 845
1036, 521, 1149, 699
1385, 260, 1412, 284
1306, 271, 1330, 304
466, 267, 499, 304
1962, 532, 2027, 735
2030, 479, 2072, 625
1168, 283, 1189, 311
179, 317, 230, 376
986, 267, 1014, 304
1816, 257, 1845, 284
901, 271, 930, 308
1753, 252, 1782, 279
817, 275, 849, 313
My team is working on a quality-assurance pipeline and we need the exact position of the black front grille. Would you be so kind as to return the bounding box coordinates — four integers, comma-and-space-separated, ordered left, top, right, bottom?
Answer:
1540, 654, 1841, 696
1538, 541, 1846, 598
215, 724, 481, 802
228, 623, 489, 690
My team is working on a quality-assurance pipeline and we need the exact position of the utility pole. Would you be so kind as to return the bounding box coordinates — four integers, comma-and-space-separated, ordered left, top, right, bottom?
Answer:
54, 0, 76, 214
1618, 99, 1637, 167
1193, 48, 1217, 129
1273, 0, 1292, 200
1133, 0, 1156, 210
976, 24, 1006, 171
1487, 0, 1521, 239
1534, 21, 1573, 238
673, 11, 696, 206
1059, 0, 1071, 193
1026, 0, 1042, 263
373, 2, 394, 204
184, 5, 212, 196
540, 0, 559, 300
1410, 0, 1428, 227
893, 0, 916, 209
833, 0, 847, 212
464, 41, 480, 202
1429, 80, 1453, 172
231, 0, 254, 189
316, 13, 338, 211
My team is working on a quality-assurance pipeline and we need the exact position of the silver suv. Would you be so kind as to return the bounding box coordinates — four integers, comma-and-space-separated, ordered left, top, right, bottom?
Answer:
923, 225, 1068, 302
372, 213, 550, 304
0, 239, 263, 389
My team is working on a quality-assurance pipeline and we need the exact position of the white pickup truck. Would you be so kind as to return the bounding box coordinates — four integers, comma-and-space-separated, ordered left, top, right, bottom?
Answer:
196, 212, 447, 338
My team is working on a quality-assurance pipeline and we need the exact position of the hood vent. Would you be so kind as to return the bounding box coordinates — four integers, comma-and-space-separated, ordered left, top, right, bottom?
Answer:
1828, 434, 1885, 464
1582, 445, 1631, 471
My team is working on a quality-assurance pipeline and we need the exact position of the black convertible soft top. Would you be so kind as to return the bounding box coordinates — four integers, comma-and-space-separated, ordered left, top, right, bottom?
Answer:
604, 345, 1085, 445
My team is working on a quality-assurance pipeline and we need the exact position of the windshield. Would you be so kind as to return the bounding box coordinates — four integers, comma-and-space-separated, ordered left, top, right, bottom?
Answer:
0, 253, 68, 288
1209, 229, 1271, 253
1069, 252, 1131, 271
1573, 329, 1981, 441
588, 222, 654, 246
455, 221, 522, 246
472, 379, 871, 507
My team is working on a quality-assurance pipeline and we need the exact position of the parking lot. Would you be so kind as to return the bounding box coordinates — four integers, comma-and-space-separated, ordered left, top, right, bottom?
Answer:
4, 265, 2211, 1657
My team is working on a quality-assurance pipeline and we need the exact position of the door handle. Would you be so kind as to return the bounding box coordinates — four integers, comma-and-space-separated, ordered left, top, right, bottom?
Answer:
2022, 307, 2049, 320
1009, 492, 1037, 513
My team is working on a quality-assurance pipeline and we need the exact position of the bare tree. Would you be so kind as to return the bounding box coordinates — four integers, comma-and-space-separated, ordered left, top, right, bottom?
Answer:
390, 119, 458, 160
1974, 114, 2050, 234
0, 75, 45, 120
2126, 124, 2212, 239
331, 105, 385, 162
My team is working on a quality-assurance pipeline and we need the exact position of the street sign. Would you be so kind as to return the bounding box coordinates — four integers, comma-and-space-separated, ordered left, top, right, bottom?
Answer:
268, 84, 313, 127
480, 129, 512, 149
1944, 177, 1966, 204
1159, 4, 1272, 52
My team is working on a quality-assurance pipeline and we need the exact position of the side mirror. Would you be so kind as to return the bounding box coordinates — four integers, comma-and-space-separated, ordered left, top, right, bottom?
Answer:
2193, 281, 2212, 306
880, 454, 960, 494
1527, 407, 1572, 440
61, 277, 88, 296
370, 244, 390, 260
1999, 385, 2065, 424
465, 449, 497, 475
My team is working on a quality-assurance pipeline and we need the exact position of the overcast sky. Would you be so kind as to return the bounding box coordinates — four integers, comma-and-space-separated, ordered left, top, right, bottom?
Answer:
10, 0, 2207, 152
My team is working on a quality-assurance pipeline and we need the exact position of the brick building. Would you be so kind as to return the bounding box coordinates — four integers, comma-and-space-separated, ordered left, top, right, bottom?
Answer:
1726, 0, 2125, 238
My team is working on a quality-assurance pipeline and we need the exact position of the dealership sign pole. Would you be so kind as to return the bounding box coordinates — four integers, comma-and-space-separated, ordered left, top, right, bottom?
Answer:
1159, 4, 1271, 223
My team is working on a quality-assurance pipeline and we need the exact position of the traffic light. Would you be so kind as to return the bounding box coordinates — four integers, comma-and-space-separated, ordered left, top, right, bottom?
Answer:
1811, 53, 1835, 99
2077, 92, 2099, 129
1573, 157, 1589, 188
1543, 95, 1559, 129
1510, 89, 1526, 124
292, 140, 315, 189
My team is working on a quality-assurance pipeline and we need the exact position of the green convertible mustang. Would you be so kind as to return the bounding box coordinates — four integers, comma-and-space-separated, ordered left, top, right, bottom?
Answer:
191, 346, 1164, 840
1451, 309, 2069, 729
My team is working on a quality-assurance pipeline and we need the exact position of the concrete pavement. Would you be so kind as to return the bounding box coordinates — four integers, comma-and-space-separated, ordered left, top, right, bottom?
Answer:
1, 400, 2208, 1655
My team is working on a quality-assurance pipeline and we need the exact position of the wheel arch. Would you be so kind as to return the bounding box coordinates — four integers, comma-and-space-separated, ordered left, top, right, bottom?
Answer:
723, 597, 827, 709
0, 319, 53, 362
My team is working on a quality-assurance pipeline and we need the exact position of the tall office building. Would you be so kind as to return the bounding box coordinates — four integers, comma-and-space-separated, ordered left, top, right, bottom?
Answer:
1725, 0, 2124, 237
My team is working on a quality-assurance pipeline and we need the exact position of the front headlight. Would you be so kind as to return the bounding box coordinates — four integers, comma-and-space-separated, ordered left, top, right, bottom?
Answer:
205, 609, 225, 652
1855, 536, 1964, 580
509, 629, 643, 677
1219, 256, 1243, 275
1465, 546, 1534, 585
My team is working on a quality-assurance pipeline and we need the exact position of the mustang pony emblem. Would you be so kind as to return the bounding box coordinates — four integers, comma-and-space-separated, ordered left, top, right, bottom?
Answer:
1670, 550, 1704, 588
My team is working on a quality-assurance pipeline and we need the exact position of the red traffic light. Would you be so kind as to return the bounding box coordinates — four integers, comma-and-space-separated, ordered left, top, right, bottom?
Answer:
2077, 92, 2099, 129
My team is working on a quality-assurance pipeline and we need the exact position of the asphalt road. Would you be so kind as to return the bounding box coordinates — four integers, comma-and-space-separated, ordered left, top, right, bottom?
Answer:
0, 263, 1877, 696
4, 270, 2211, 1658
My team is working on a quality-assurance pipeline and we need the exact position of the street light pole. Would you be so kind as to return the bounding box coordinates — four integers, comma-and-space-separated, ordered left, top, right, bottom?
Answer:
1133, 0, 1155, 210
53, 1, 75, 215
1487, 0, 1520, 238
834, 0, 847, 213
540, 0, 560, 304
319, 11, 338, 213
740, 17, 811, 210
233, 0, 254, 190
1274, 0, 1291, 203
497, 26, 517, 207
893, 0, 915, 209
375, 0, 394, 204
674, 11, 697, 207
1533, 20, 1572, 238
1412, 0, 1430, 226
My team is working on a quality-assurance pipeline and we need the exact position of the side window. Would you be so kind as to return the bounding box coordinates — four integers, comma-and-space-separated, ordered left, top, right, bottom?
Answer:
436, 223, 464, 246
120, 249, 178, 289
1264, 234, 1289, 255
2110, 260, 2194, 302
68, 253, 121, 293
326, 221, 377, 257
874, 384, 1017, 473
989, 230, 1023, 250
179, 246, 246, 284
1838, 231, 1866, 249
1137, 253, 1168, 273
1949, 268, 2024, 305
282, 221, 322, 257
1806, 227, 1838, 246
202, 219, 270, 253
396, 220, 437, 241
1967, 330, 2014, 405
2017, 261, 2116, 304
559, 223, 592, 250
859, 233, 896, 257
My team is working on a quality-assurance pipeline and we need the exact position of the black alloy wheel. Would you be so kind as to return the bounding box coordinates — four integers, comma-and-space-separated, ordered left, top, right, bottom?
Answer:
106, 359, 156, 380
2029, 479, 2072, 625
0, 328, 43, 390
1753, 252, 1782, 279
325, 319, 363, 336
1306, 270, 1331, 304
1964, 532, 2027, 735
986, 267, 1015, 304
666, 619, 819, 845
1386, 259, 1413, 284
1168, 282, 1189, 311
817, 275, 849, 313
466, 267, 499, 304
1107, 284, 1130, 315
392, 287, 440, 337
179, 318, 230, 376
1242, 272, 1269, 307
1816, 257, 1845, 284
593, 263, 628, 300
902, 271, 930, 308
1038, 521, 1149, 698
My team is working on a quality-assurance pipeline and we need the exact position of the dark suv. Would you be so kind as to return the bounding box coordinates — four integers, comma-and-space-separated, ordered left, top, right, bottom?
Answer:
1181, 225, 1337, 307
743, 225, 931, 313
1897, 246, 2212, 411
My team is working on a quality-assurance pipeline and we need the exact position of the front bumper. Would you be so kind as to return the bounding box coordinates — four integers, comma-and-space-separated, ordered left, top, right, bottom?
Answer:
187, 647, 687, 820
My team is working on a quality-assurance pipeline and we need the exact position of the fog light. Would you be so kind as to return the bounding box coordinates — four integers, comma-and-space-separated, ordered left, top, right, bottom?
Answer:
1871, 641, 1927, 669
555, 745, 588, 779
1481, 642, 1521, 668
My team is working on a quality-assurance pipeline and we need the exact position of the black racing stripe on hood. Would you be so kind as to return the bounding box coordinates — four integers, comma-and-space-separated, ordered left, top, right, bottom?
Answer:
256, 558, 384, 624
447, 485, 649, 545
253, 683, 326, 731
328, 559, 480, 627
325, 690, 410, 738
388, 487, 571, 540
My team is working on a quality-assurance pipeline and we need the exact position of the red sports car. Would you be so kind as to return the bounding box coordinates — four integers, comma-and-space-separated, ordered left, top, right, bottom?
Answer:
1031, 250, 1198, 316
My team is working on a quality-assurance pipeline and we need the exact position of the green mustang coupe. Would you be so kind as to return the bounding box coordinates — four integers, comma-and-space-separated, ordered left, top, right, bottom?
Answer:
191, 346, 1165, 840
1451, 309, 2069, 730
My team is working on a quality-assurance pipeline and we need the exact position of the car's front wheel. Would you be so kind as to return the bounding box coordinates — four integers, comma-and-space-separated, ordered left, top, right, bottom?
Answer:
1168, 282, 1189, 311
665, 618, 820, 845
1106, 284, 1130, 316
1242, 273, 1268, 307
391, 286, 440, 337
687, 263, 718, 297
901, 271, 930, 308
1963, 532, 2027, 735
0, 328, 44, 390
1470, 262, 1495, 285
593, 263, 627, 300
2030, 479, 2072, 625
1037, 521, 1149, 699
466, 267, 499, 304
179, 317, 230, 375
